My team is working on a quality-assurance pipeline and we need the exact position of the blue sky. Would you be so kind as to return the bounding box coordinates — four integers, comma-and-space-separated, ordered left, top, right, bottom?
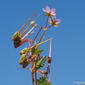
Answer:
0, 0, 85, 85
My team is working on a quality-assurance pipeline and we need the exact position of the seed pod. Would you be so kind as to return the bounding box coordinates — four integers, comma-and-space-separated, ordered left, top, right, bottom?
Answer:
12, 32, 21, 41
20, 47, 28, 55
22, 61, 30, 68
12, 32, 21, 48
19, 54, 27, 64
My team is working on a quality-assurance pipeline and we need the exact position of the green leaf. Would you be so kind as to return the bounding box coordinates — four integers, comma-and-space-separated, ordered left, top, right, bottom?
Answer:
36, 56, 46, 69
35, 49, 44, 55
39, 49, 44, 53
30, 45, 36, 54
37, 77, 50, 85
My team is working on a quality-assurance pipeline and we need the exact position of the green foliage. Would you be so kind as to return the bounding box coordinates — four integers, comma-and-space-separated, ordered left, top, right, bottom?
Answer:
30, 45, 44, 55
30, 45, 36, 54
37, 77, 50, 85
36, 56, 46, 69
35, 49, 44, 55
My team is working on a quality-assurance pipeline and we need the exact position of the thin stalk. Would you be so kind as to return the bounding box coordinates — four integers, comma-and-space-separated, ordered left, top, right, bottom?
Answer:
22, 24, 37, 40
47, 25, 53, 28
41, 34, 46, 42
31, 25, 41, 29
35, 56, 39, 85
37, 38, 52, 48
48, 65, 50, 82
49, 39, 52, 57
32, 58, 35, 85
39, 16, 49, 43
34, 13, 41, 21
39, 30, 46, 43
21, 13, 41, 37
45, 16, 49, 27
25, 27, 42, 55
18, 10, 36, 33
31, 28, 42, 46
21, 25, 31, 37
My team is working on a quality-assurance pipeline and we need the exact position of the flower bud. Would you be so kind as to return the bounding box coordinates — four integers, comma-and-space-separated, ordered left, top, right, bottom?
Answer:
47, 56, 52, 64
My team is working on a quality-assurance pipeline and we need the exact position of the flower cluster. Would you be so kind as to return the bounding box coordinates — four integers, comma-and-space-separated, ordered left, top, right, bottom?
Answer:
42, 6, 61, 27
12, 6, 61, 85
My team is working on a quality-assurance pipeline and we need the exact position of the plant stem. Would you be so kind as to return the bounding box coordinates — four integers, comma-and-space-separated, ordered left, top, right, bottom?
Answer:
39, 16, 49, 43
21, 25, 31, 37
39, 30, 46, 43
35, 56, 38, 85
18, 10, 36, 33
32, 58, 35, 85
25, 27, 42, 55
45, 16, 49, 27
21, 13, 41, 37
48, 65, 50, 82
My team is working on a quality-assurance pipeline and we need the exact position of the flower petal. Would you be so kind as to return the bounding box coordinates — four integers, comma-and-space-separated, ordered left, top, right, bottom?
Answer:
48, 18, 52, 23
46, 6, 50, 13
51, 8, 56, 16
51, 8, 56, 14
42, 8, 46, 12
51, 13, 56, 16
52, 16, 56, 22
53, 15, 56, 18
55, 19, 61, 24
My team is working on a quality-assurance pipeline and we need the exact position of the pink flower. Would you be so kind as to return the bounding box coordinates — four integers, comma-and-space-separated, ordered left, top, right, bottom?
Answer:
42, 6, 56, 17
48, 16, 61, 27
